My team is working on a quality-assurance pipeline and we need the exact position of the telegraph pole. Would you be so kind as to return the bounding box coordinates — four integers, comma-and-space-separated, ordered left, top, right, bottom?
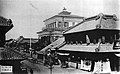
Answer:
29, 2, 41, 57
29, 38, 33, 57
49, 49, 53, 74
29, 1, 33, 57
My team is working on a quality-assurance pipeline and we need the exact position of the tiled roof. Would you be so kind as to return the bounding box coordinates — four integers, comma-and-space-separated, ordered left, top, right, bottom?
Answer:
44, 14, 84, 22
0, 16, 13, 33
56, 14, 84, 18
16, 36, 38, 44
64, 13, 119, 34
43, 8, 84, 22
0, 16, 13, 26
19, 38, 38, 44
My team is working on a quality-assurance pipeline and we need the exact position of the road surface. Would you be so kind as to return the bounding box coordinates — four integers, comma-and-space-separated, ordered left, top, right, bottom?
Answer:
21, 60, 120, 74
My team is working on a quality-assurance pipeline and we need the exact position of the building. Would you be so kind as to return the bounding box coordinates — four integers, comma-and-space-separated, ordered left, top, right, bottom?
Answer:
0, 16, 13, 60
0, 17, 27, 74
37, 13, 120, 73
0, 16, 13, 47
56, 13, 120, 73
14, 36, 39, 52
37, 8, 84, 49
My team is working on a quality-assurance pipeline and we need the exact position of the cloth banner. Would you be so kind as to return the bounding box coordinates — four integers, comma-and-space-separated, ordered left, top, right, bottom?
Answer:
93, 61, 111, 73
69, 62, 76, 68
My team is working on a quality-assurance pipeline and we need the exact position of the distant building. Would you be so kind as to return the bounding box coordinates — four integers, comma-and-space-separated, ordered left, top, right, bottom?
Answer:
15, 36, 39, 52
37, 8, 84, 49
0, 16, 13, 47
17, 36, 38, 44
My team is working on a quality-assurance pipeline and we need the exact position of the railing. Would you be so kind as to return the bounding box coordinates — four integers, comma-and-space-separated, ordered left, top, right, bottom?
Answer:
42, 27, 68, 31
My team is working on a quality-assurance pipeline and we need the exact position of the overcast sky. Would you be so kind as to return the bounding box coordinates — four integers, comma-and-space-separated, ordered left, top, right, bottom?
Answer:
0, 0, 119, 39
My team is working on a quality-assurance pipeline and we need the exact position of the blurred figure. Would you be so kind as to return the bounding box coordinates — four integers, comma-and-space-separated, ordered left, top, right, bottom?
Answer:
30, 69, 33, 74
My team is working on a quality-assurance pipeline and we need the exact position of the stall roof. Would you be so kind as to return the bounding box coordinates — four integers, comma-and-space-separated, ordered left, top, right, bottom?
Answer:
36, 37, 65, 54
58, 44, 120, 53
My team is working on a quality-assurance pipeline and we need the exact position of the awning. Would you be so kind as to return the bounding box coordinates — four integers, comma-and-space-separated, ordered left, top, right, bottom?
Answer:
57, 52, 69, 55
37, 31, 50, 36
38, 31, 63, 37
58, 44, 120, 53
36, 37, 65, 54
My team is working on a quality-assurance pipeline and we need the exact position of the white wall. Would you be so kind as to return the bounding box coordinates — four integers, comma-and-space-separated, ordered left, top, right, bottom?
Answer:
44, 16, 83, 28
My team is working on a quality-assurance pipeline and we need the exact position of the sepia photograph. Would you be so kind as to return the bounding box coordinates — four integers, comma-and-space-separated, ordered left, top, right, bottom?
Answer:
0, 0, 120, 74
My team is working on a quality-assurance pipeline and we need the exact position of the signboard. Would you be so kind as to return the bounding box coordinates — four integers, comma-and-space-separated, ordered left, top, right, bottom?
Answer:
80, 60, 92, 71
0, 66, 13, 73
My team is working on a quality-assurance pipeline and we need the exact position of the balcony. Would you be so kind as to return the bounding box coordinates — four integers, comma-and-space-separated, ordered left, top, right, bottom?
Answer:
42, 27, 68, 31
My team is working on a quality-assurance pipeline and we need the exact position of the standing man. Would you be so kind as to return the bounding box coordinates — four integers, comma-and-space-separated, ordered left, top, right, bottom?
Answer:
30, 69, 33, 74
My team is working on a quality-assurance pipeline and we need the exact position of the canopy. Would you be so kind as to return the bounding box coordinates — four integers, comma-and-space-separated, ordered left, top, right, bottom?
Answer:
58, 44, 120, 53
36, 37, 65, 54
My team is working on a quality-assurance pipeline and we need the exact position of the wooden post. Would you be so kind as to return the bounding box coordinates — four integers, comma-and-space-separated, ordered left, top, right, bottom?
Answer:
76, 62, 78, 69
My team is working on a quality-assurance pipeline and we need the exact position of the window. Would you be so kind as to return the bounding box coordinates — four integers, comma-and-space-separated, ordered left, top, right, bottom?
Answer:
58, 22, 62, 28
69, 22, 73, 27
113, 40, 120, 50
48, 24, 50, 28
52, 24, 54, 28
49, 24, 52, 28
101, 36, 105, 44
46, 25, 48, 28
64, 22, 69, 27
72, 22, 75, 26
49, 24, 51, 28
54, 22, 56, 28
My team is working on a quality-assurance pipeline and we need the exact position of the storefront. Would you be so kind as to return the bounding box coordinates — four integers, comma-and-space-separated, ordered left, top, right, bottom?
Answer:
55, 14, 120, 73
57, 48, 120, 72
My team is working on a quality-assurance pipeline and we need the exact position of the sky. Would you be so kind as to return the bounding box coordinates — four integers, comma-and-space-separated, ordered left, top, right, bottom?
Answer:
0, 0, 119, 39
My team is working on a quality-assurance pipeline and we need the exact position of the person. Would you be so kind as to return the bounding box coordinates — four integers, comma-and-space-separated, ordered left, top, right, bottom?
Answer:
30, 69, 33, 74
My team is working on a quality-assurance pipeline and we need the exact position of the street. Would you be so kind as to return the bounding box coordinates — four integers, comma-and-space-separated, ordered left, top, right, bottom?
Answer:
22, 60, 120, 74
22, 60, 92, 74
1, 46, 120, 74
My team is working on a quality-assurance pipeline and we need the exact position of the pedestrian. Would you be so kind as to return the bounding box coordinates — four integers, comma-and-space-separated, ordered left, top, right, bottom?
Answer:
30, 69, 33, 74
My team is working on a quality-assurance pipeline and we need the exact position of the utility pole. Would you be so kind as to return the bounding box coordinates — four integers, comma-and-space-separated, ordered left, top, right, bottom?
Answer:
49, 49, 53, 74
29, 1, 34, 58
29, 38, 33, 57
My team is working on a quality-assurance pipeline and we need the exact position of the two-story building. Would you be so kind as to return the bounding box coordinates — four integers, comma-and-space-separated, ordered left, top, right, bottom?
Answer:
38, 13, 120, 73
56, 13, 120, 73
37, 8, 84, 49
